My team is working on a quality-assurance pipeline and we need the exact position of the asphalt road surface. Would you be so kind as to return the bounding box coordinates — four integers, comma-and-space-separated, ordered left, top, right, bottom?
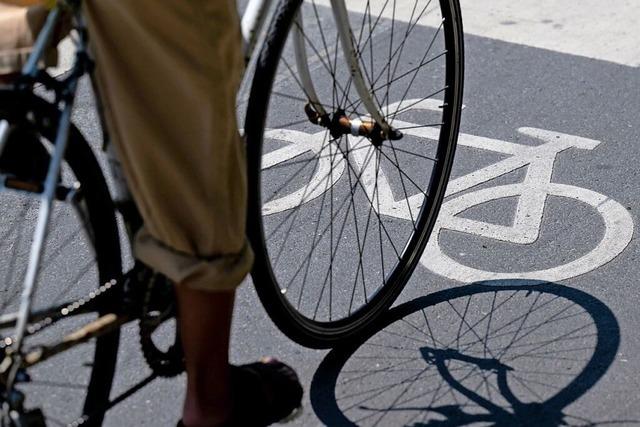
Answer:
3, 0, 640, 426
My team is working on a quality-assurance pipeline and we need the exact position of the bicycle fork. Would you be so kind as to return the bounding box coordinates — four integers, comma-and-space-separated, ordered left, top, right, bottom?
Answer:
292, 0, 403, 145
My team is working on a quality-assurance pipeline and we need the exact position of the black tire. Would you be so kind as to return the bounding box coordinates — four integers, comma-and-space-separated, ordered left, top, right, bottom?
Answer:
246, 0, 464, 348
0, 90, 121, 426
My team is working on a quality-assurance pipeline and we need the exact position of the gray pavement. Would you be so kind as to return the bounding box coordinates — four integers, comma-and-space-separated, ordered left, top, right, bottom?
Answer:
2, 0, 640, 426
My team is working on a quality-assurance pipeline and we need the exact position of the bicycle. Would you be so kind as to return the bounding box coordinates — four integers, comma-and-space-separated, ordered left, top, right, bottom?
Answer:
0, 0, 463, 424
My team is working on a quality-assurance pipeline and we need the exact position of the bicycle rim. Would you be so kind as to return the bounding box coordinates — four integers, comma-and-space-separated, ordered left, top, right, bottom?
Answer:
0, 92, 121, 425
246, 0, 464, 347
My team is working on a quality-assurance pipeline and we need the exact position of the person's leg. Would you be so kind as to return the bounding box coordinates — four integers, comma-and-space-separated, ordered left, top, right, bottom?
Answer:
177, 287, 235, 427
84, 1, 248, 424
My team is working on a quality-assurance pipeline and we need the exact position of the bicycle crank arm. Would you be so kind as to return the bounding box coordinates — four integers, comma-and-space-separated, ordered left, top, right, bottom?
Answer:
0, 314, 129, 384
21, 313, 130, 368
0, 174, 81, 203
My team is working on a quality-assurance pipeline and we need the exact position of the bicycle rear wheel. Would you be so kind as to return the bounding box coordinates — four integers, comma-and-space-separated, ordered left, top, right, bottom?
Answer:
0, 91, 121, 426
246, 0, 464, 347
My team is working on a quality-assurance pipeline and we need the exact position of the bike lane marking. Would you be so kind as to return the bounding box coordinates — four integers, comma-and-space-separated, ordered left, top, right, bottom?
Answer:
349, 101, 635, 282
262, 129, 347, 215
436, 128, 602, 244
262, 98, 634, 283
419, 128, 634, 283
423, 183, 634, 283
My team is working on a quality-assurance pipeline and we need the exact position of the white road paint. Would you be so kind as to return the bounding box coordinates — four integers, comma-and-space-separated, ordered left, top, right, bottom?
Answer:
263, 98, 634, 282
423, 182, 634, 283
458, 0, 640, 67
312, 0, 640, 67
440, 128, 602, 244
419, 125, 633, 282
262, 128, 347, 215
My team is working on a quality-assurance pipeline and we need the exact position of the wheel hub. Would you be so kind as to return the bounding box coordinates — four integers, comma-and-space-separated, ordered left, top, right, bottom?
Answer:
304, 103, 403, 146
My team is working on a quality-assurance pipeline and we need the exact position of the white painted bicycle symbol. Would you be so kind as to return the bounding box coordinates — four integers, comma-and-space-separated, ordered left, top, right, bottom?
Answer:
422, 126, 634, 282
262, 99, 634, 282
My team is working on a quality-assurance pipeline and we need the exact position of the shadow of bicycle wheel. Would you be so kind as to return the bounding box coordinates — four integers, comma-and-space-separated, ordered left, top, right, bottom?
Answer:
310, 280, 631, 426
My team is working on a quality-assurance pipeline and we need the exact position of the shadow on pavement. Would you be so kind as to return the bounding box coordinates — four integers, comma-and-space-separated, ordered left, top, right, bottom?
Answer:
310, 280, 634, 426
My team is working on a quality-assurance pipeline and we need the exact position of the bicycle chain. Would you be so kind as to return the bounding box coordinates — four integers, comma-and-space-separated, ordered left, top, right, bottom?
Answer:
0, 278, 120, 353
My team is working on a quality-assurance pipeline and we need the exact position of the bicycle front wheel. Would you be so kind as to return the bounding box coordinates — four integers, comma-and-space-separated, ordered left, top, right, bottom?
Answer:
246, 0, 464, 348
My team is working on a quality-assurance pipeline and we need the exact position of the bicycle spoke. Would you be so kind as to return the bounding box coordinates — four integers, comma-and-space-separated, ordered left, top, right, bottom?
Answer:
350, 0, 438, 112
387, 140, 417, 229
297, 155, 335, 309
386, 0, 437, 94
394, 122, 443, 131
262, 132, 335, 209
378, 147, 428, 196
282, 140, 379, 297
312, 155, 365, 321
289, 140, 374, 285
267, 134, 336, 267
345, 139, 369, 314
283, 30, 357, 115
263, 143, 372, 170
310, 0, 339, 78
390, 20, 445, 121
370, 51, 447, 96
382, 0, 397, 110
390, 87, 447, 119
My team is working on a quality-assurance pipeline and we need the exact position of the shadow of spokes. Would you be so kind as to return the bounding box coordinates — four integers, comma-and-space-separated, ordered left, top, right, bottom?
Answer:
311, 280, 633, 426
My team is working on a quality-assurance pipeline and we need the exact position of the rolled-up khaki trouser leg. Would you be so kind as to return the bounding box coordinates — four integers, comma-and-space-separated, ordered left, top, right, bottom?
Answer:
84, 0, 253, 291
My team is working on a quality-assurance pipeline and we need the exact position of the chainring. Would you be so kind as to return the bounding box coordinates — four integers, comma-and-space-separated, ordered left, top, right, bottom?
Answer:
137, 267, 185, 377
